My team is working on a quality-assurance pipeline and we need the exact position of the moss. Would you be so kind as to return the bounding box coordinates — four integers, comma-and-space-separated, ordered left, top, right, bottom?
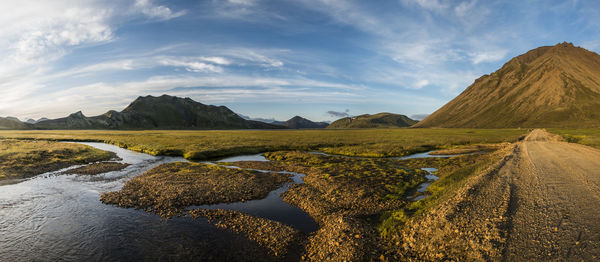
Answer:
0, 139, 115, 180
0, 129, 528, 160
63, 162, 130, 175
100, 162, 292, 217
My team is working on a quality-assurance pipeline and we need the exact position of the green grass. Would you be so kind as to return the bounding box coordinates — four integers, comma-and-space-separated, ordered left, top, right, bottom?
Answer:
378, 151, 502, 238
0, 129, 528, 160
0, 139, 115, 179
548, 128, 600, 149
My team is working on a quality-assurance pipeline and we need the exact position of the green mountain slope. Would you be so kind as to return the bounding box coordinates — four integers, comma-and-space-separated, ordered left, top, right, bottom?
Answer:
273, 116, 329, 129
0, 117, 29, 130
327, 113, 417, 129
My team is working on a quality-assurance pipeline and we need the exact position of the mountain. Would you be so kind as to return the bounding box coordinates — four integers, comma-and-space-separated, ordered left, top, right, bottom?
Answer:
0, 117, 28, 130
327, 113, 418, 129
34, 95, 283, 130
277, 116, 329, 129
25, 118, 49, 124
415, 42, 600, 128
237, 114, 279, 124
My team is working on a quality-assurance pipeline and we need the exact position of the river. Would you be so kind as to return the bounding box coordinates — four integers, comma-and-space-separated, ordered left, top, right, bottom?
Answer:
0, 142, 455, 261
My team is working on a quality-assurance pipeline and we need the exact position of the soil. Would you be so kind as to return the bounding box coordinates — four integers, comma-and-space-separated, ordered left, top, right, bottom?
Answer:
390, 129, 600, 261
190, 209, 305, 260
63, 162, 130, 175
429, 143, 504, 155
100, 162, 292, 217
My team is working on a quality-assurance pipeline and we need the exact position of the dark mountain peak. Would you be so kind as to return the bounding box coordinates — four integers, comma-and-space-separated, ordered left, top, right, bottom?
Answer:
280, 116, 328, 129
289, 116, 305, 121
29, 95, 282, 130
327, 113, 416, 129
69, 111, 86, 118
5, 117, 20, 122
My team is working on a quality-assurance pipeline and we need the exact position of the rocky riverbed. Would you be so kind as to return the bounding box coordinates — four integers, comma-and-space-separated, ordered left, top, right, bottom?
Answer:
100, 162, 292, 217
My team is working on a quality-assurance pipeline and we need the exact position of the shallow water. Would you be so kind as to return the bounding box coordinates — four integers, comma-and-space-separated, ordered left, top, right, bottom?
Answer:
311, 150, 459, 159
0, 143, 282, 261
205, 155, 318, 233
216, 154, 269, 162
193, 169, 318, 233
0, 144, 455, 260
407, 168, 440, 201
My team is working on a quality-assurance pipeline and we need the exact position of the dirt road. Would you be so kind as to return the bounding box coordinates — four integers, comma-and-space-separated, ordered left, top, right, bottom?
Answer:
504, 129, 600, 260
396, 129, 600, 261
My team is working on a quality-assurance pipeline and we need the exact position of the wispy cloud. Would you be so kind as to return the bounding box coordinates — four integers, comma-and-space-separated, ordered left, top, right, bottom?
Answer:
134, 0, 187, 20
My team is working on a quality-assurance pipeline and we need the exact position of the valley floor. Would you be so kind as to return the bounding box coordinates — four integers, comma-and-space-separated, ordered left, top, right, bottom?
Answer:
396, 129, 600, 260
3, 128, 600, 261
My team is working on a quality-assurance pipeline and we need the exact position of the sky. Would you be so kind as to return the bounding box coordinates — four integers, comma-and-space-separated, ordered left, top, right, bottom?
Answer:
1, 0, 600, 122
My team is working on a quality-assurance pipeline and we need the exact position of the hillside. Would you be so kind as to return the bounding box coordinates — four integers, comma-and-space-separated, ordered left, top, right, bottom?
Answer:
273, 116, 329, 129
327, 113, 417, 129
34, 95, 282, 130
0, 117, 28, 130
415, 42, 600, 128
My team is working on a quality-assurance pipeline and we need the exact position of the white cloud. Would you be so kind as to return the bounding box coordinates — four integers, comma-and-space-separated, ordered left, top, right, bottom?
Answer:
227, 0, 256, 6
415, 79, 430, 89
159, 58, 224, 73
199, 56, 231, 65
470, 50, 508, 64
4, 74, 365, 119
408, 0, 449, 12
134, 0, 187, 20
454, 0, 477, 17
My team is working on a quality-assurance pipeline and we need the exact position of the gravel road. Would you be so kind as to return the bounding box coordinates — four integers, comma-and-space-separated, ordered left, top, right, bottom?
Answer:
504, 129, 600, 260
394, 129, 600, 261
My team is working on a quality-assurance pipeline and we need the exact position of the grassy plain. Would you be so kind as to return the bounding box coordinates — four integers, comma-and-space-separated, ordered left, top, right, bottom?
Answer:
0, 139, 115, 180
0, 128, 528, 160
548, 128, 600, 149
0, 128, 527, 260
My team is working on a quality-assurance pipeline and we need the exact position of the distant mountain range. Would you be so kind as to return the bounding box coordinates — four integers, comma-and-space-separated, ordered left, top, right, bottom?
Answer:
326, 113, 417, 129
416, 42, 600, 128
0, 95, 338, 130
2, 95, 283, 130
0, 117, 28, 130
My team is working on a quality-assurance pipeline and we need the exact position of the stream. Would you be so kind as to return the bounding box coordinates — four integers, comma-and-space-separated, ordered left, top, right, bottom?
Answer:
0, 143, 456, 261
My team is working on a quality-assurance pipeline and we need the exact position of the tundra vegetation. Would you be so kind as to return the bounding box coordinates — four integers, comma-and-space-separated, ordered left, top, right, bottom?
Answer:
0, 128, 527, 159
100, 162, 292, 217
0, 139, 115, 180
63, 162, 130, 175
1, 129, 530, 260
549, 128, 600, 149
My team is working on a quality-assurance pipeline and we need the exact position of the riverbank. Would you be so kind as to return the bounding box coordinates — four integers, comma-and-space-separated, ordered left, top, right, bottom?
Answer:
0, 139, 116, 180
64, 162, 130, 175
100, 162, 292, 217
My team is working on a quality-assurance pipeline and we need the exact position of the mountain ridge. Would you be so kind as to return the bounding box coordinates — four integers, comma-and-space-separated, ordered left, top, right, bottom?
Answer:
31, 95, 284, 130
415, 42, 600, 128
327, 113, 417, 129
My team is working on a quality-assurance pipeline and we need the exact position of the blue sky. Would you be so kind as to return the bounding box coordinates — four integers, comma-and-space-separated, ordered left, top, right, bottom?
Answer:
1, 0, 599, 122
